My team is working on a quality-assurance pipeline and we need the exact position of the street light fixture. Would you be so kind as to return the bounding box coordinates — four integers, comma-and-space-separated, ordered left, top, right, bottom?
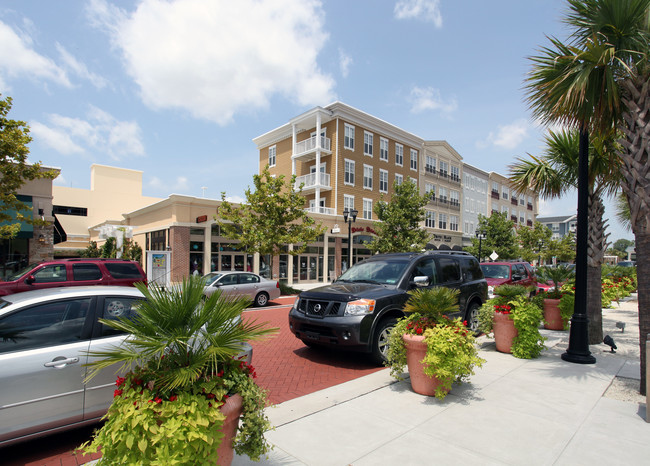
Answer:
343, 208, 358, 270
475, 229, 487, 262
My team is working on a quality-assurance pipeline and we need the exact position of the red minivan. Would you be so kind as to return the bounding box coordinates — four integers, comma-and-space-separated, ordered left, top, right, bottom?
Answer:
0, 259, 147, 297
479, 261, 536, 298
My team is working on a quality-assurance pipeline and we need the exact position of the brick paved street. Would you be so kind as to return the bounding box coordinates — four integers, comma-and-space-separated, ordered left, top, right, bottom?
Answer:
1, 297, 382, 465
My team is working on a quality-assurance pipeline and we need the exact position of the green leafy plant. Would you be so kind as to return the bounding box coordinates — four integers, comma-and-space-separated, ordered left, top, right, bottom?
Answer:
80, 277, 278, 464
536, 265, 575, 299
481, 285, 546, 359
558, 292, 575, 331
385, 287, 485, 400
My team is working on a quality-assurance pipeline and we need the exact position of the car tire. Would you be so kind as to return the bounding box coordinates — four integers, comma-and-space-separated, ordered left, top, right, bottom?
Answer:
465, 302, 481, 336
254, 292, 269, 307
371, 317, 397, 365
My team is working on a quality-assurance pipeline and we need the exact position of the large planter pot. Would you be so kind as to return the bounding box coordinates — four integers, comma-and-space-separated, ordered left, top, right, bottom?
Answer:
543, 298, 564, 330
493, 312, 518, 354
216, 393, 244, 466
403, 333, 450, 397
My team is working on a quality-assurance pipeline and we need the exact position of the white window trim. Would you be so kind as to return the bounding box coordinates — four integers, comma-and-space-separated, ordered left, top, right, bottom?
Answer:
268, 145, 276, 167
395, 143, 404, 167
363, 164, 373, 190
364, 131, 374, 157
363, 198, 373, 220
344, 123, 355, 150
380, 137, 389, 162
379, 169, 388, 193
344, 158, 355, 186
410, 149, 418, 171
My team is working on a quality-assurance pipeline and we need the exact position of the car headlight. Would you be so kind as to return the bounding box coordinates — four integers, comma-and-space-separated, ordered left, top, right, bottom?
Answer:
344, 299, 376, 316
292, 299, 303, 313
487, 286, 495, 299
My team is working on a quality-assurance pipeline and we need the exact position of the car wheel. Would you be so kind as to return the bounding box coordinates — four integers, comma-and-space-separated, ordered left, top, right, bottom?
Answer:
254, 292, 269, 307
465, 303, 481, 336
371, 317, 397, 365
106, 300, 126, 318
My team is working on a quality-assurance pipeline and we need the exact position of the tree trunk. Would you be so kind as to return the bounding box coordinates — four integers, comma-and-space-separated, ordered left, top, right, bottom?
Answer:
586, 191, 607, 344
617, 71, 649, 395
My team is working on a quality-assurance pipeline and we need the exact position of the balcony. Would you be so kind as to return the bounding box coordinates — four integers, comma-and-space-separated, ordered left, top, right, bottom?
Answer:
527, 220, 533, 226
491, 191, 500, 199
449, 200, 460, 211
304, 206, 335, 216
425, 166, 436, 175
449, 175, 460, 184
527, 203, 534, 211
511, 215, 518, 222
295, 172, 331, 193
511, 197, 518, 206
439, 171, 449, 179
293, 135, 332, 162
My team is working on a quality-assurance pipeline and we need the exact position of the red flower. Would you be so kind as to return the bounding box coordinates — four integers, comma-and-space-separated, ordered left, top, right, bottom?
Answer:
416, 328, 423, 335
155, 397, 163, 404
113, 389, 123, 397
169, 395, 177, 402
206, 393, 216, 399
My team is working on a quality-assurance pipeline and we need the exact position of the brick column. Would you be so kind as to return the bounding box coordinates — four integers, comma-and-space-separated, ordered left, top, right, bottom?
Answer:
169, 226, 190, 283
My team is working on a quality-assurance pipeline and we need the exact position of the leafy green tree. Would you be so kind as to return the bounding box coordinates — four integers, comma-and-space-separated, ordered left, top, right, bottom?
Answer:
516, 222, 553, 264
81, 238, 142, 263
465, 213, 517, 261
546, 232, 577, 264
509, 128, 619, 343
0, 95, 57, 238
218, 166, 325, 277
525, 0, 650, 393
367, 180, 430, 254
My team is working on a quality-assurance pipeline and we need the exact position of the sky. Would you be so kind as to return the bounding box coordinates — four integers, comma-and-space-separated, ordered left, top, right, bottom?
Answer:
0, 0, 633, 241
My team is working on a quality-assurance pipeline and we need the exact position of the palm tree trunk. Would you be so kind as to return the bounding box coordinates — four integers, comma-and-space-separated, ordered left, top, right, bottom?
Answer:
586, 190, 607, 344
618, 71, 650, 395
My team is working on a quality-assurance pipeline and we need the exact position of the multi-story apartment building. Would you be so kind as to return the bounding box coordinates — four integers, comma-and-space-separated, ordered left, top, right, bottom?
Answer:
461, 163, 489, 244
537, 215, 577, 240
488, 172, 538, 228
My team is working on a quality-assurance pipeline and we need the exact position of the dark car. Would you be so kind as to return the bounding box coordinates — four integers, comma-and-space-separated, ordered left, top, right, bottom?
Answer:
288, 251, 487, 364
0, 259, 147, 297
480, 261, 536, 298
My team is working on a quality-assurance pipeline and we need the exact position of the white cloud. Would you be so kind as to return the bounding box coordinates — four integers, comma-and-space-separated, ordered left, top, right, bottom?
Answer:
55, 43, 109, 89
338, 48, 353, 78
478, 119, 530, 150
149, 175, 190, 195
0, 20, 71, 88
394, 0, 442, 27
30, 107, 145, 160
87, 0, 336, 125
409, 86, 457, 115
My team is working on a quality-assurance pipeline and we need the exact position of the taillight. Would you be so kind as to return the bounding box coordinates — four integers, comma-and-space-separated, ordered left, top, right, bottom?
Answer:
276, 281, 280, 288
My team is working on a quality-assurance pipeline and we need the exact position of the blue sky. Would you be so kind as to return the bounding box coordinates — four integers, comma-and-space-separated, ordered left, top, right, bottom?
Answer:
0, 0, 633, 241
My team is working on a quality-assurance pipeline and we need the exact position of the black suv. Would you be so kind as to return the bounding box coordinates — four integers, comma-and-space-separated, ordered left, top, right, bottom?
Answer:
289, 250, 487, 364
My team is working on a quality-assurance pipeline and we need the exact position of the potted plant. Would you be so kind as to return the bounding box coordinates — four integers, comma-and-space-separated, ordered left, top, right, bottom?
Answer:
385, 287, 485, 399
478, 284, 546, 359
80, 277, 278, 465
536, 265, 575, 330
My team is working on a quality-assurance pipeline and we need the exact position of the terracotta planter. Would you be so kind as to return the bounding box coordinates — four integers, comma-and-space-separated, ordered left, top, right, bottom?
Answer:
543, 298, 564, 330
216, 393, 244, 466
402, 333, 450, 397
493, 312, 517, 354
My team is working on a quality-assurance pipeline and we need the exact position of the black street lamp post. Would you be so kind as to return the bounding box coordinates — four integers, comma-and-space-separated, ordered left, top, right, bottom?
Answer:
475, 229, 487, 262
343, 208, 358, 270
537, 239, 545, 267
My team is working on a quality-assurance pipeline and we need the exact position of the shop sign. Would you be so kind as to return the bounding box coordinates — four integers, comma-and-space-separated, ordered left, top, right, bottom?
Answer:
443, 235, 452, 242
196, 215, 208, 223
351, 226, 377, 235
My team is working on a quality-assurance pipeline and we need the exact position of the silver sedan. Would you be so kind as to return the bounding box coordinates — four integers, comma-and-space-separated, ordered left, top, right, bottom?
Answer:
203, 271, 281, 307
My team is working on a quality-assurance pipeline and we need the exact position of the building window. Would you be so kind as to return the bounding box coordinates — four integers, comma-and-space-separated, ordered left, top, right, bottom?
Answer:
439, 160, 449, 178
425, 156, 436, 174
439, 186, 448, 203
450, 215, 459, 231
364, 131, 373, 156
344, 159, 355, 185
380, 137, 389, 161
53, 205, 88, 216
425, 182, 435, 199
344, 194, 354, 212
268, 145, 276, 167
425, 211, 435, 228
379, 169, 388, 193
363, 165, 373, 190
438, 213, 447, 230
502, 186, 509, 200
450, 190, 460, 207
410, 149, 418, 171
451, 165, 460, 182
395, 143, 403, 166
395, 174, 403, 186
519, 196, 525, 206
363, 198, 372, 220
344, 124, 355, 150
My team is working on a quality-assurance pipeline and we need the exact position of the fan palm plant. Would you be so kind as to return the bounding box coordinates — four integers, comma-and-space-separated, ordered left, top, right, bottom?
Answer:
82, 277, 278, 464
524, 0, 650, 392
509, 128, 620, 343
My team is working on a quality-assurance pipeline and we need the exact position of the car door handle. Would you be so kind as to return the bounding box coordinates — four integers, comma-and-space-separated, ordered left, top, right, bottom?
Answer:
44, 356, 80, 368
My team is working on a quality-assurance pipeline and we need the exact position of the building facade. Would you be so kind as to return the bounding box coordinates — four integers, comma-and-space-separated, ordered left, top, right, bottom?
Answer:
461, 163, 489, 245
536, 215, 577, 240
487, 172, 538, 228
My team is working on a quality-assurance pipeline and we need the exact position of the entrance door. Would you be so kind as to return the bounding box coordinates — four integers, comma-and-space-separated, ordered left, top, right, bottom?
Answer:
309, 257, 318, 280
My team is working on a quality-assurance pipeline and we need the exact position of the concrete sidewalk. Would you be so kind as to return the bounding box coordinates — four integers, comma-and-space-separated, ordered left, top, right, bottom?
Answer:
233, 295, 648, 466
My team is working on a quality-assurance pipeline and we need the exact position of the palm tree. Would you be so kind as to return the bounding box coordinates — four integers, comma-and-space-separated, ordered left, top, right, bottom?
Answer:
509, 128, 621, 343
525, 0, 650, 393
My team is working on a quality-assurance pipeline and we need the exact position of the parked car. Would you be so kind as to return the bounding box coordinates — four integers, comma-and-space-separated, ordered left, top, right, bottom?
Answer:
288, 251, 487, 364
0, 286, 252, 447
480, 261, 537, 298
617, 261, 636, 268
202, 271, 280, 307
0, 259, 147, 297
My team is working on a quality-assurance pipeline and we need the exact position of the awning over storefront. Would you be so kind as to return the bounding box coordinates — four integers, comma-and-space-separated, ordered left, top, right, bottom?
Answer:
0, 195, 33, 238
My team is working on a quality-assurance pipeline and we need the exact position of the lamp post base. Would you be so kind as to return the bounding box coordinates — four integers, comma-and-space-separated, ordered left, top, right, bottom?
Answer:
561, 314, 596, 364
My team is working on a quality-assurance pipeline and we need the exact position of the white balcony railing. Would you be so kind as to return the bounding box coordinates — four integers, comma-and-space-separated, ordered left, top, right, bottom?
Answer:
304, 206, 336, 215
294, 135, 331, 156
295, 172, 331, 191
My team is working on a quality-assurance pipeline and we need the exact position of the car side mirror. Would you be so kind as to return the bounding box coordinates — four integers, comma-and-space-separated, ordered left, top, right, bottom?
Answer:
412, 276, 430, 287
512, 274, 522, 281
25, 275, 35, 285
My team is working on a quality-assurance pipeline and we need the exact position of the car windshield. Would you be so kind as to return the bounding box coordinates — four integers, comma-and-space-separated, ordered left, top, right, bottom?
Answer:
480, 264, 510, 279
7, 263, 39, 281
203, 273, 224, 285
336, 259, 409, 285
